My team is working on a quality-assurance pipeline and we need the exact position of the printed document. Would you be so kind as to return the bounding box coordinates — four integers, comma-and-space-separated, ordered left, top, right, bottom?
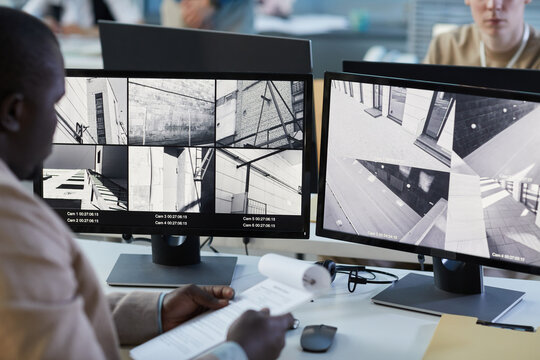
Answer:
130, 254, 331, 360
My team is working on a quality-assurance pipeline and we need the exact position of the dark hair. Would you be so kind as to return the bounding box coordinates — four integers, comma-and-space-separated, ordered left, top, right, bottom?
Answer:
0, 7, 62, 99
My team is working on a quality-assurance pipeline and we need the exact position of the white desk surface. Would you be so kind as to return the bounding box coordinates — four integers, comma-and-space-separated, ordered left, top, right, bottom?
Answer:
78, 238, 540, 360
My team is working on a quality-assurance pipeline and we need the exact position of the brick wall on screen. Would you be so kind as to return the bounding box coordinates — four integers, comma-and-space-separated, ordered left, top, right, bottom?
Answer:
453, 94, 536, 158
236, 80, 293, 147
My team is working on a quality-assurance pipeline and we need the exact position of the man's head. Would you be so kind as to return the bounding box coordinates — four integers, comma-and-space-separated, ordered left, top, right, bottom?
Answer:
465, 0, 531, 42
0, 7, 65, 180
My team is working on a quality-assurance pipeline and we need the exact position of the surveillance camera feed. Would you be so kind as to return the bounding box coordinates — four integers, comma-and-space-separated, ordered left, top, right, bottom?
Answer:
42, 74, 309, 235
323, 78, 540, 267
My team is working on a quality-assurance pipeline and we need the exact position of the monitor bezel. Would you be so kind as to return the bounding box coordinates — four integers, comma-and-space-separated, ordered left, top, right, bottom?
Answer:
99, 21, 313, 74
342, 60, 540, 94
36, 69, 313, 239
316, 71, 540, 275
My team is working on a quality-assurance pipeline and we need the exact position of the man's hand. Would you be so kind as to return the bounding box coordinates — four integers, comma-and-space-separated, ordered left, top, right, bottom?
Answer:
161, 284, 235, 332
180, 0, 216, 29
227, 309, 295, 360
60, 24, 99, 36
42, 16, 61, 33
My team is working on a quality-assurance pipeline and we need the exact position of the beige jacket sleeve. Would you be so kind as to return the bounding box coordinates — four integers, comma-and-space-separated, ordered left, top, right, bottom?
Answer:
0, 182, 118, 359
161, 0, 184, 28
0, 160, 243, 359
0, 294, 112, 360
422, 36, 439, 64
108, 291, 161, 345
0, 161, 119, 359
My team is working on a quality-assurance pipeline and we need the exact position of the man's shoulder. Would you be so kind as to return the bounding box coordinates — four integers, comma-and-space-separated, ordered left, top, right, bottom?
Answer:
0, 173, 74, 254
0, 176, 80, 300
425, 24, 478, 65
434, 24, 477, 48
527, 25, 540, 47
523, 25, 540, 69
530, 24, 540, 39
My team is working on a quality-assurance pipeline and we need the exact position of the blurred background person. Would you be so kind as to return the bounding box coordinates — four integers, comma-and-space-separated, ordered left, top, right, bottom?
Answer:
23, 0, 143, 35
424, 0, 540, 69
161, 0, 254, 33
257, 0, 295, 18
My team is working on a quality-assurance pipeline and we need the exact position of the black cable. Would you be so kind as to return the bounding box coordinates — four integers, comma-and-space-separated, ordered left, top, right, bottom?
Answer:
200, 236, 210, 249
336, 269, 375, 280
347, 269, 399, 292
418, 254, 425, 271
333, 265, 399, 293
200, 236, 219, 253
243, 237, 250, 256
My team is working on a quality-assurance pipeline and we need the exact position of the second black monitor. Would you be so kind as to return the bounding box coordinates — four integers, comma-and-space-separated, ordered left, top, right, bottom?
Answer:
343, 61, 540, 94
100, 21, 312, 74
318, 71, 540, 274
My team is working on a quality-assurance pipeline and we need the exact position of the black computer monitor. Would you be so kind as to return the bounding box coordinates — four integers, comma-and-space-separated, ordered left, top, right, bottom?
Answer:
99, 21, 319, 193
342, 61, 540, 94
317, 71, 540, 321
36, 69, 313, 287
99, 21, 312, 74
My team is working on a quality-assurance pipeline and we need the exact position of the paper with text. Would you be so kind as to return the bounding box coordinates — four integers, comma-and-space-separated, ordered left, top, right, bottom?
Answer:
130, 254, 331, 360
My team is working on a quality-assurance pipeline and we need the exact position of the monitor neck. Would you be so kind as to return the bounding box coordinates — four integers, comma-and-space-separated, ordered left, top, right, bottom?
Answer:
151, 235, 201, 266
433, 257, 483, 294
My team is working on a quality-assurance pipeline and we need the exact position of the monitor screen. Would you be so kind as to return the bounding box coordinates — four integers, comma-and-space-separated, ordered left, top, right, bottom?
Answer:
37, 70, 312, 239
99, 22, 318, 194
317, 72, 540, 275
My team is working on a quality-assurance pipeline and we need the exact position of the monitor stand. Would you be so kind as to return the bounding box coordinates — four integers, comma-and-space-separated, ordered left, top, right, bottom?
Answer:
371, 257, 525, 321
106, 235, 237, 287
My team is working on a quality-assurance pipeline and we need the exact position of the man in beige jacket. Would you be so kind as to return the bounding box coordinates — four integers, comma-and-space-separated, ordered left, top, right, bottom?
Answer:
0, 7, 293, 360
424, 0, 540, 69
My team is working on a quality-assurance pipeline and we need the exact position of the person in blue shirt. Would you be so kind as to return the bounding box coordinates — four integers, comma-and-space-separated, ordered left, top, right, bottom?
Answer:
161, 0, 254, 33
23, 0, 143, 35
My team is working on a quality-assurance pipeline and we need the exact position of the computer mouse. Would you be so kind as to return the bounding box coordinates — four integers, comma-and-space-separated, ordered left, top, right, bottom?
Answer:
300, 324, 337, 352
